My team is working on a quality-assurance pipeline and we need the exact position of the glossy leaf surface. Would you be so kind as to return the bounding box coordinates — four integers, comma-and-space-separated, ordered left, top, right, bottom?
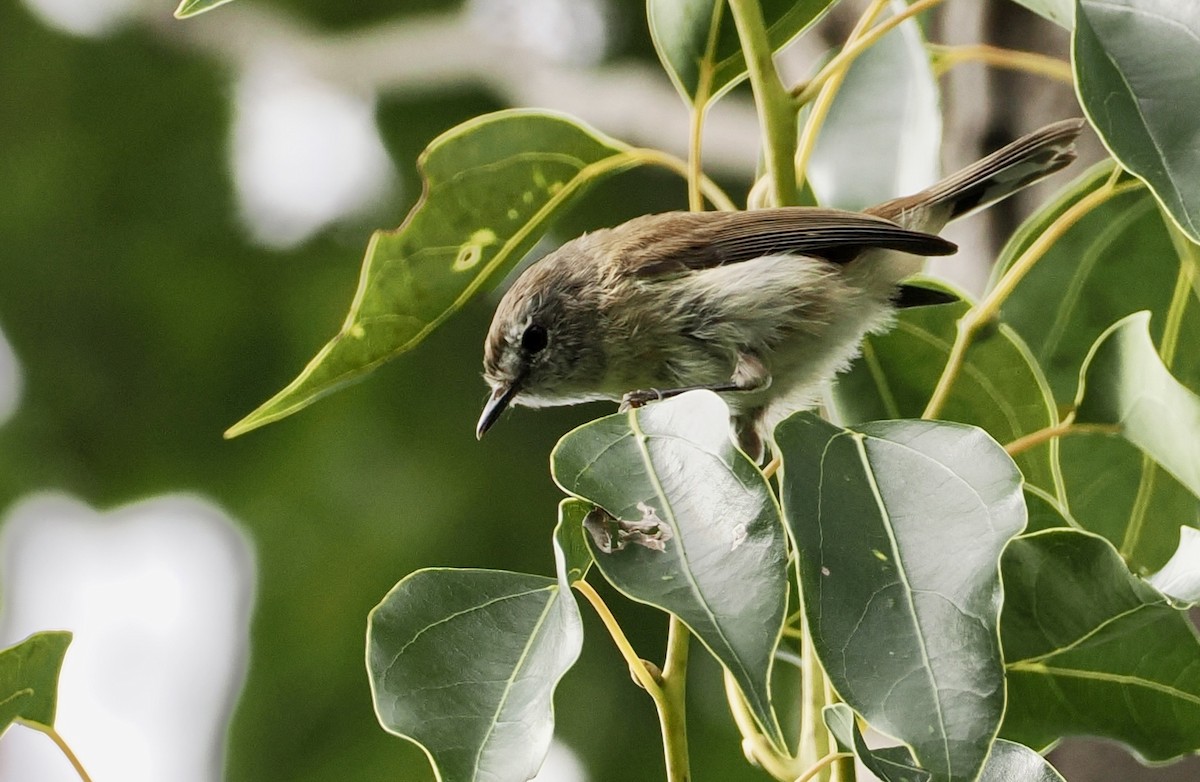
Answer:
1074, 311, 1200, 498
994, 163, 1200, 570
551, 391, 788, 747
778, 414, 1025, 782
1001, 529, 1200, 760
832, 288, 1061, 500
1074, 0, 1200, 242
367, 563, 582, 782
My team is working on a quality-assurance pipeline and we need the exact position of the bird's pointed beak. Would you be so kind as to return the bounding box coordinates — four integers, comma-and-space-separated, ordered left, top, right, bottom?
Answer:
476, 381, 520, 440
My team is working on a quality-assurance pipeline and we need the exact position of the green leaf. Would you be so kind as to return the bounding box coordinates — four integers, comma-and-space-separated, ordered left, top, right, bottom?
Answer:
1001, 529, 1200, 761
173, 0, 235, 18
994, 162, 1200, 570
554, 499, 595, 585
367, 566, 582, 782
1023, 486, 1077, 533
831, 284, 1063, 502
1148, 526, 1200, 604
227, 110, 639, 437
807, 0, 942, 211
977, 740, 1069, 782
1074, 311, 1200, 497
824, 704, 1067, 782
1009, 0, 1074, 28
823, 703, 931, 782
648, 0, 832, 106
551, 390, 789, 747
0, 631, 72, 732
1074, 0, 1200, 242
777, 414, 1025, 782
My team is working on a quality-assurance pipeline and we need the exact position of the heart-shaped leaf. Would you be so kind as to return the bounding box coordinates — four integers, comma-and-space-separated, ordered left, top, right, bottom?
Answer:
648, 0, 833, 106
777, 414, 1025, 782
1001, 529, 1200, 761
806, 0, 941, 211
228, 110, 639, 437
367, 556, 583, 782
0, 631, 72, 732
994, 162, 1200, 571
1074, 0, 1200, 242
551, 390, 789, 747
831, 283, 1063, 502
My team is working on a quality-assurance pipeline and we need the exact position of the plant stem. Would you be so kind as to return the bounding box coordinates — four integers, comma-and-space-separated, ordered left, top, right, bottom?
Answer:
728, 0, 799, 207
723, 671, 796, 780
1004, 416, 1122, 456
796, 751, 855, 782
20, 722, 94, 782
573, 580, 664, 698
795, 0, 947, 105
922, 177, 1144, 419
928, 43, 1073, 83
794, 0, 888, 192
658, 616, 692, 782
796, 618, 838, 781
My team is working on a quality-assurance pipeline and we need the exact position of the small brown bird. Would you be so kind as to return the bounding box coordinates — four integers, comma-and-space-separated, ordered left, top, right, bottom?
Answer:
477, 119, 1084, 457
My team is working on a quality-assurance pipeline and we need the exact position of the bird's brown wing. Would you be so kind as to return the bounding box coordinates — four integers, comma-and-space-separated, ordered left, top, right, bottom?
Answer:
619, 208, 957, 278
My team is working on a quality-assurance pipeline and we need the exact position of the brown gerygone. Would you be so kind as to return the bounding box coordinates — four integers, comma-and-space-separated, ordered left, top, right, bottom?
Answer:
477, 119, 1084, 457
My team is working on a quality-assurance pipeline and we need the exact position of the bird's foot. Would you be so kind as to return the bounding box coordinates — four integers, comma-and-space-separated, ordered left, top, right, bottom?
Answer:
619, 388, 665, 412
583, 503, 674, 554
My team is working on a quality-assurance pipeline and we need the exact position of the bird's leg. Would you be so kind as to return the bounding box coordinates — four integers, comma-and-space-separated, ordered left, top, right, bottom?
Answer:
619, 353, 771, 411
583, 504, 674, 554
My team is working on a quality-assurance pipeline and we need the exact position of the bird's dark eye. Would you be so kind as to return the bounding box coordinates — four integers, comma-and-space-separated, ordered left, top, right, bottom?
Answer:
521, 323, 549, 354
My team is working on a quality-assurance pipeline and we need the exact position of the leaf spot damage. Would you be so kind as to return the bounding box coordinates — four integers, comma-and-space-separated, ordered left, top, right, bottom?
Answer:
452, 229, 499, 272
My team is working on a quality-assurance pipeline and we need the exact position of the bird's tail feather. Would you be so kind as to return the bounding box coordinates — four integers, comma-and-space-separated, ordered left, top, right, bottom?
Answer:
869, 118, 1086, 227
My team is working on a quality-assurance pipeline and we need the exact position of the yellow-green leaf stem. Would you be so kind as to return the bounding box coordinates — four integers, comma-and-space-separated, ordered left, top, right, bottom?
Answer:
929, 43, 1074, 83
19, 722, 94, 782
923, 176, 1144, 420
793, 0, 946, 106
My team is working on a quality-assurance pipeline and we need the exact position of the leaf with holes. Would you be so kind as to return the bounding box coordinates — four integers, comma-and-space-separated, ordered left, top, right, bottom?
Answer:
993, 162, 1200, 571
777, 414, 1025, 782
551, 390, 789, 748
366, 553, 583, 782
1074, 0, 1200, 242
0, 631, 72, 733
831, 282, 1063, 502
228, 110, 639, 437
648, 0, 832, 106
806, 0, 941, 211
1001, 529, 1200, 760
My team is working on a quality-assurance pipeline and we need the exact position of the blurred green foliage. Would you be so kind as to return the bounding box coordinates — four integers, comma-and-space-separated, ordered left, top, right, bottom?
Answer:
0, 1, 758, 780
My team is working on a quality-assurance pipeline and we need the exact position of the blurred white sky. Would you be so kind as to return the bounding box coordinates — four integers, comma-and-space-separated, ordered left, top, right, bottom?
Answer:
0, 495, 254, 782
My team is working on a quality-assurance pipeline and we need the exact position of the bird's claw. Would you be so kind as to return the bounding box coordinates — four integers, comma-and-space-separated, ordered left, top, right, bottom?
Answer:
583, 503, 673, 554
619, 388, 665, 412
